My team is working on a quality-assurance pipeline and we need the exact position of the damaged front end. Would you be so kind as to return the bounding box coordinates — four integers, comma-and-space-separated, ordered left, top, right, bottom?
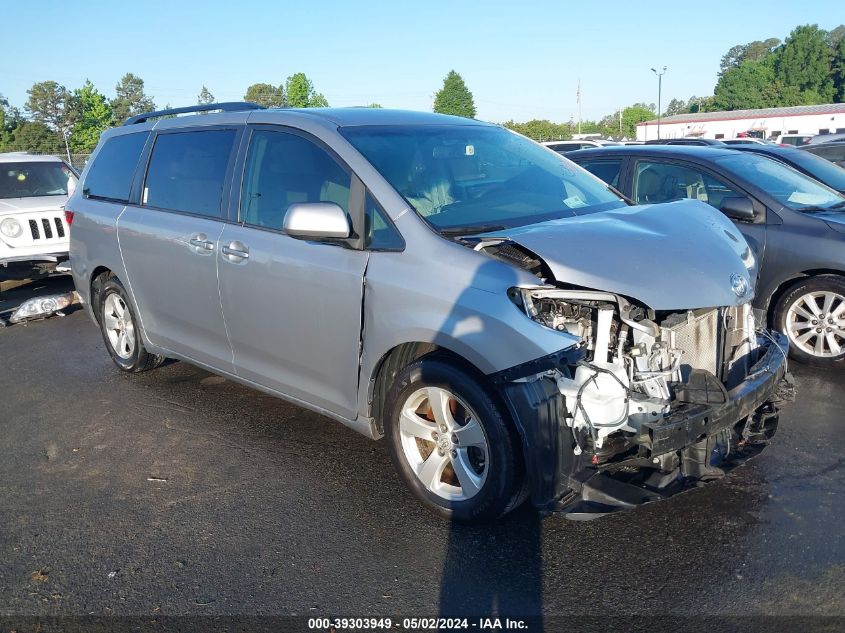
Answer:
495, 285, 791, 519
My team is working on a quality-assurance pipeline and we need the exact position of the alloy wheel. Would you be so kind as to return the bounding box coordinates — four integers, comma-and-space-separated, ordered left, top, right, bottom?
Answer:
102, 293, 136, 360
785, 290, 845, 358
397, 386, 490, 501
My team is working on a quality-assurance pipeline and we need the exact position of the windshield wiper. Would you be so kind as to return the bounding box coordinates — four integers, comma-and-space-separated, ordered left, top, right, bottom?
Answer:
440, 224, 506, 236
796, 201, 845, 213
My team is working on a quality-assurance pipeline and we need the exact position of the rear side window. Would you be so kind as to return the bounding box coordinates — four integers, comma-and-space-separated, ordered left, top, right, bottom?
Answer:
578, 159, 623, 188
83, 132, 148, 202
144, 129, 236, 217
633, 160, 741, 209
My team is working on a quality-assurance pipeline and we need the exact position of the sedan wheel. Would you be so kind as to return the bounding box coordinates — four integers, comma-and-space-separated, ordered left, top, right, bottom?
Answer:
785, 291, 845, 358
774, 276, 845, 366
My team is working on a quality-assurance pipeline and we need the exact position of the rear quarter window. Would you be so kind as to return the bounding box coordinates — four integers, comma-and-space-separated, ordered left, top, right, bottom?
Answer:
83, 132, 149, 202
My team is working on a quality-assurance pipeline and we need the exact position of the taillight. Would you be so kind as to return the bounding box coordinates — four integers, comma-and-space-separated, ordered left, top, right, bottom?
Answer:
64, 209, 74, 225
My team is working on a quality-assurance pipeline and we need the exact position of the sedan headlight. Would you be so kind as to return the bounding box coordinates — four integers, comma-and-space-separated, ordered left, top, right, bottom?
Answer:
0, 218, 22, 238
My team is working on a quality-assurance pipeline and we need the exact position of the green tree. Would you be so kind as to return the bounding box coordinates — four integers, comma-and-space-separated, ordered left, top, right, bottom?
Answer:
197, 85, 215, 106
366, 103, 383, 108
714, 60, 780, 110
774, 24, 835, 102
502, 119, 574, 141
619, 104, 656, 138
4, 121, 64, 154
111, 73, 155, 123
244, 83, 285, 107
828, 25, 845, 49
433, 70, 476, 118
686, 95, 715, 113
833, 37, 845, 102
719, 39, 780, 76
284, 73, 329, 108
69, 80, 113, 154
663, 98, 688, 116
25, 80, 76, 159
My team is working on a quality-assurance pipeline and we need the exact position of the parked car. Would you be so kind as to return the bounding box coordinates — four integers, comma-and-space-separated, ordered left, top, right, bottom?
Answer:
644, 138, 726, 146
0, 153, 77, 278
801, 141, 845, 169
69, 105, 788, 522
807, 132, 845, 145
726, 144, 845, 194
778, 134, 813, 146
542, 139, 620, 153
722, 138, 772, 146
569, 145, 845, 365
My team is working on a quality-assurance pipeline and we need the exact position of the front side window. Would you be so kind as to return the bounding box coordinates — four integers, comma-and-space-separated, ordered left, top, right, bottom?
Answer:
1, 161, 78, 200
578, 159, 623, 188
85, 133, 148, 202
715, 153, 845, 211
633, 161, 741, 209
342, 125, 623, 235
239, 130, 350, 230
144, 129, 236, 217
365, 193, 403, 250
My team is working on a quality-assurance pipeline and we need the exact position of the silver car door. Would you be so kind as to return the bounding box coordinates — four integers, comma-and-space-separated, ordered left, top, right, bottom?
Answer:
217, 127, 368, 418
118, 127, 239, 371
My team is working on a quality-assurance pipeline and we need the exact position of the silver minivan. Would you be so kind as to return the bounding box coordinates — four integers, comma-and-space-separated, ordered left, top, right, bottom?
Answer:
68, 104, 790, 522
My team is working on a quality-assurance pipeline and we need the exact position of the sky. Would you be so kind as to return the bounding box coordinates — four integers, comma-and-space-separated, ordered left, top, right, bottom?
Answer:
1, 0, 842, 124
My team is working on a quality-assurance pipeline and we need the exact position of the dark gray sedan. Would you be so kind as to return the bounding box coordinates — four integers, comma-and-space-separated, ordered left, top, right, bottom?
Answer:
569, 145, 845, 366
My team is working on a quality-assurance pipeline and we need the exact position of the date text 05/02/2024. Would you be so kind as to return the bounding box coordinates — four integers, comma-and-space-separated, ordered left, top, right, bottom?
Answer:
308, 617, 530, 631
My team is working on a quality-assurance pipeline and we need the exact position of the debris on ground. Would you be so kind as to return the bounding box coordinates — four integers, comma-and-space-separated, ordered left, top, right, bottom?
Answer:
2, 291, 78, 326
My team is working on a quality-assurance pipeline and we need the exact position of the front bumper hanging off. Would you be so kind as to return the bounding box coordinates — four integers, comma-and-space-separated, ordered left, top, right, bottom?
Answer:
499, 331, 791, 519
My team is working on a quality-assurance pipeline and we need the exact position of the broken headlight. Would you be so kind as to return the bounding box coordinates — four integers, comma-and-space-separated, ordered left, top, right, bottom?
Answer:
8, 292, 76, 324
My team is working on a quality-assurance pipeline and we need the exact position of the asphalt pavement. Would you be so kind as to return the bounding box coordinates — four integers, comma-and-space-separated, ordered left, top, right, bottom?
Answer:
1, 276, 843, 629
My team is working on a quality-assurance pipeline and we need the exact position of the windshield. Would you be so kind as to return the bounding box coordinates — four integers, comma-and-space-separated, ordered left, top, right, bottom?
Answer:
0, 161, 78, 199
782, 151, 845, 193
341, 125, 624, 234
715, 153, 845, 211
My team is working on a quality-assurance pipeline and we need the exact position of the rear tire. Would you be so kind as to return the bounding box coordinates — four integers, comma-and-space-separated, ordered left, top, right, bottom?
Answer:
773, 276, 845, 366
384, 356, 525, 523
98, 276, 165, 373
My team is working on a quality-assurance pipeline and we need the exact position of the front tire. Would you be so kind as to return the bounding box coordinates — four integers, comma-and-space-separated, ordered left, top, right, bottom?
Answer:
98, 276, 165, 372
774, 276, 845, 366
384, 356, 524, 523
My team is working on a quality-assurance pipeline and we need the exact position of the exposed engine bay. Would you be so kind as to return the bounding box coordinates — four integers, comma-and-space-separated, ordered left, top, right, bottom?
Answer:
512, 286, 763, 458
467, 232, 789, 517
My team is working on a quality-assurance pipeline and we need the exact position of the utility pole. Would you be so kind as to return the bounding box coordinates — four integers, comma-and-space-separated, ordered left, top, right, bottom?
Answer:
577, 79, 582, 135
651, 66, 667, 140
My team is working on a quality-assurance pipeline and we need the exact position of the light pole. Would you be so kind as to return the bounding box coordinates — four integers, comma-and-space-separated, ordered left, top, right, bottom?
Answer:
651, 66, 667, 140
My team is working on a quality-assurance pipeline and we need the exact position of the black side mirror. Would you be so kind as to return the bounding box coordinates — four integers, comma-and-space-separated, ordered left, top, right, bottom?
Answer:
720, 197, 757, 221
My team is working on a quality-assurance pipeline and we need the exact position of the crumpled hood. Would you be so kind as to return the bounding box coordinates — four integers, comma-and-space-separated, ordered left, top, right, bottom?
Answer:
0, 195, 68, 215
487, 199, 756, 310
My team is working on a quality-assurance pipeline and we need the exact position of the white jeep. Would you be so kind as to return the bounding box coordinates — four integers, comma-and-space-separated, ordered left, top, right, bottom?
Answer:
0, 153, 77, 277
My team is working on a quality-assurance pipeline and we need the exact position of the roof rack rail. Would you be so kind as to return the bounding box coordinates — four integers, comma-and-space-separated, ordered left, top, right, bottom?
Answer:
123, 102, 267, 126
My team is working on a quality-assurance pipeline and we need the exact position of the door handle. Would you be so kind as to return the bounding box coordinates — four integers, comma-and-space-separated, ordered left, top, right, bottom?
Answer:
222, 242, 249, 261
189, 235, 215, 251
